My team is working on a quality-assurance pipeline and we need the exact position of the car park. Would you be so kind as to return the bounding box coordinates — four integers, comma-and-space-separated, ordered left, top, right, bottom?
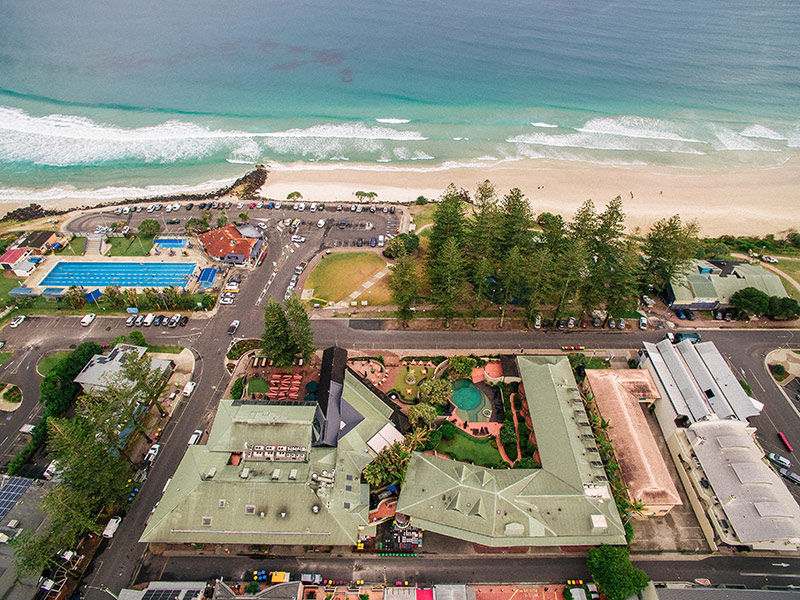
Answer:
9, 315, 25, 328
768, 453, 791, 469
183, 381, 197, 397
80, 313, 96, 327
126, 315, 136, 327
188, 429, 203, 445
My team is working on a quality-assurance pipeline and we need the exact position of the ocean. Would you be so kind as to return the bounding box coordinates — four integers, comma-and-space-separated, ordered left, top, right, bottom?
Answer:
0, 0, 798, 202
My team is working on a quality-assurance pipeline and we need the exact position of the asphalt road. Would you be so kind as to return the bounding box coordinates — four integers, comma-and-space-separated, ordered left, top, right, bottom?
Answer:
1, 231, 799, 592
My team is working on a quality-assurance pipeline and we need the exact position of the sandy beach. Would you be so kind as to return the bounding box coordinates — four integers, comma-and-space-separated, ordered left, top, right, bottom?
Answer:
2, 161, 798, 238
261, 160, 800, 237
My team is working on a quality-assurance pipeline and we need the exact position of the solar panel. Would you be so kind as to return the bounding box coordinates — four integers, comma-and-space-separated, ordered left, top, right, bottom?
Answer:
142, 589, 201, 600
0, 477, 34, 520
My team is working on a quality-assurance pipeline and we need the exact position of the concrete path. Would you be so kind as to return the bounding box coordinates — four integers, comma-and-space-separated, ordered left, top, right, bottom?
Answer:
335, 265, 390, 308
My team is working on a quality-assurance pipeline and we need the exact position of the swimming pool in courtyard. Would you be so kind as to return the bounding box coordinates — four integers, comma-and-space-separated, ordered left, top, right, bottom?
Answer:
39, 261, 196, 288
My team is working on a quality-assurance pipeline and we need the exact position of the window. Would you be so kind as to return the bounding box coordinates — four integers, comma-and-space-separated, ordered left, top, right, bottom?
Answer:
345, 485, 352, 492
704, 389, 714, 399
343, 502, 350, 509
202, 517, 212, 526
245, 505, 256, 515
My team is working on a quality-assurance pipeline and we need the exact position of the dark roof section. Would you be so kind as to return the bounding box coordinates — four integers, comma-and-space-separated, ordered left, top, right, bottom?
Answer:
707, 260, 740, 277
500, 355, 519, 378
317, 347, 348, 418
23, 230, 57, 248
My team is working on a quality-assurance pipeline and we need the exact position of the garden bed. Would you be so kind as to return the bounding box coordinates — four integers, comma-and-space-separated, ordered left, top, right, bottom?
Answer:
436, 428, 506, 468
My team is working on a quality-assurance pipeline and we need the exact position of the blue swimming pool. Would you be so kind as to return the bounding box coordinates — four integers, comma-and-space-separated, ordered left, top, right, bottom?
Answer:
40, 261, 196, 288
154, 237, 187, 248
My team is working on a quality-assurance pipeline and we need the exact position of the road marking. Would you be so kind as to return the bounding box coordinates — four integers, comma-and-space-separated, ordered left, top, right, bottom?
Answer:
749, 369, 766, 392
740, 572, 800, 579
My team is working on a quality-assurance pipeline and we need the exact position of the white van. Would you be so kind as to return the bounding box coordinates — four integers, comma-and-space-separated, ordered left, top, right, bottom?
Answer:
377, 235, 385, 247
80, 313, 96, 327
102, 516, 122, 538
183, 381, 197, 396
143, 313, 156, 327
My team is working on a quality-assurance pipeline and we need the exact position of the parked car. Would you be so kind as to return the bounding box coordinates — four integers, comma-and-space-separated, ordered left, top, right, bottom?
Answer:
134, 315, 145, 326
768, 453, 791, 469
267, 202, 275, 209
125, 315, 136, 327
188, 429, 202, 445
684, 309, 696, 321
674, 309, 686, 320
593, 315, 601, 327
228, 320, 240, 335
336, 204, 343, 211
567, 317, 576, 328
182, 381, 197, 397
291, 235, 306, 243
168, 313, 181, 327
102, 516, 122, 538
779, 468, 800, 486
389, 206, 395, 214
639, 316, 648, 330
618, 318, 626, 330
80, 313, 96, 327
9, 315, 25, 328
370, 236, 377, 247
608, 318, 616, 329
534, 314, 541, 329
153, 315, 164, 326
356, 238, 364, 247
166, 218, 180, 225
317, 219, 326, 228
274, 202, 282, 209
186, 203, 194, 210
179, 316, 189, 327
220, 297, 233, 305
556, 319, 565, 329
145, 444, 161, 463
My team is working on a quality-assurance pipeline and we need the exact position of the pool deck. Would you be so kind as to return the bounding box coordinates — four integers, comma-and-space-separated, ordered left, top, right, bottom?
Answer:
24, 253, 215, 293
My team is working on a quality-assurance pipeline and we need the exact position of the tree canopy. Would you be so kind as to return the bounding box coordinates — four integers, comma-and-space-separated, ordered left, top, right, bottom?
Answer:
587, 545, 649, 600
261, 295, 315, 367
138, 218, 161, 238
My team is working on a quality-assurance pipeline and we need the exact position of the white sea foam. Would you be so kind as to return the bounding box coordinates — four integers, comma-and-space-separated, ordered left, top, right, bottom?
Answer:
508, 131, 705, 154
530, 122, 558, 128
708, 124, 780, 152
410, 151, 434, 160
0, 106, 426, 166
576, 116, 704, 143
740, 124, 786, 140
269, 157, 523, 174
476, 155, 499, 161
0, 178, 236, 203
376, 118, 411, 124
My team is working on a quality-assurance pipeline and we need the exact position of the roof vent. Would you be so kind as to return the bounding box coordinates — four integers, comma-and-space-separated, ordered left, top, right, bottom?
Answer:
289, 469, 298, 480
260, 511, 265, 518
312, 504, 320, 514
280, 511, 287, 518
206, 467, 217, 479
271, 468, 281, 480
312, 473, 319, 481
7, 520, 19, 528
240, 467, 250, 479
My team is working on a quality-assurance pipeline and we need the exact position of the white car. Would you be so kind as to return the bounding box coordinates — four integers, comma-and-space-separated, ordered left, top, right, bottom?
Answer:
80, 313, 97, 327
298, 203, 305, 212
237, 202, 244, 209
258, 222, 266, 230
145, 443, 161, 463
291, 235, 306, 243
125, 315, 136, 326
639, 316, 648, 330
165, 205, 173, 212
228, 320, 240, 334
188, 429, 203, 445
9, 315, 25, 328
220, 297, 233, 305
147, 204, 155, 212
317, 219, 326, 228
274, 202, 282, 209
102, 516, 122, 538
182, 381, 197, 397
256, 202, 263, 209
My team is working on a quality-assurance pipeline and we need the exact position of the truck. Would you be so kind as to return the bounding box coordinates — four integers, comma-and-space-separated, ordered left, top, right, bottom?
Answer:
300, 574, 322, 585
269, 572, 290, 584
102, 516, 122, 538
674, 332, 701, 344
295, 261, 308, 275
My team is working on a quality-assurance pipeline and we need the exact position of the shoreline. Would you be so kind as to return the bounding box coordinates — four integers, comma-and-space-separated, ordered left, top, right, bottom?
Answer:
2, 160, 799, 237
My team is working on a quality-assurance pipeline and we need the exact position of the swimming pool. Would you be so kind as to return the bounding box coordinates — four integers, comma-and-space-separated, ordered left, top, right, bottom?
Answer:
451, 379, 484, 411
40, 261, 196, 288
154, 237, 187, 248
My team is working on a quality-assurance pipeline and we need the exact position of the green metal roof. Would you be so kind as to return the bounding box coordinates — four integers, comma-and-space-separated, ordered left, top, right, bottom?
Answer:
140, 370, 393, 546
671, 261, 787, 306
396, 355, 625, 547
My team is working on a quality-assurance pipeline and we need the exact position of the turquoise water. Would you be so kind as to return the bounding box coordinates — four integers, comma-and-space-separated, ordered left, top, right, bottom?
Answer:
451, 379, 485, 412
0, 0, 798, 199
40, 261, 196, 288
154, 238, 187, 248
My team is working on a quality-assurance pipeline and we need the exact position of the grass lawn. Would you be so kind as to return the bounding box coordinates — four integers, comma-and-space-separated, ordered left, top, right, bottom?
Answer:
585, 357, 610, 369
305, 252, 386, 303
770, 260, 800, 300
248, 378, 269, 394
0, 273, 26, 308
147, 344, 184, 354
0, 352, 11, 367
56, 236, 86, 256
355, 273, 393, 305
37, 351, 71, 376
437, 428, 505, 468
391, 366, 432, 401
107, 236, 154, 257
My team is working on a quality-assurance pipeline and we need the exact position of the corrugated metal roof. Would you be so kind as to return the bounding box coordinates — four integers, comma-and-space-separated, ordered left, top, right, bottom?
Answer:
676, 341, 734, 420
694, 342, 761, 421
654, 340, 710, 422
643, 342, 691, 419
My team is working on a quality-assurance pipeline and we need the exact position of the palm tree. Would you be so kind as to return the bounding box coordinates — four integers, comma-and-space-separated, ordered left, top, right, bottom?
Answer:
287, 191, 303, 200
404, 428, 429, 451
